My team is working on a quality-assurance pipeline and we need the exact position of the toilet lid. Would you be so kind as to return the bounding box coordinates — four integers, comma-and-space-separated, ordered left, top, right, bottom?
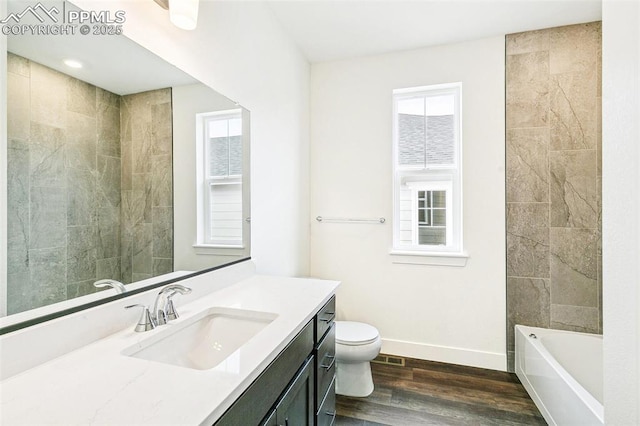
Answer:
336, 321, 379, 346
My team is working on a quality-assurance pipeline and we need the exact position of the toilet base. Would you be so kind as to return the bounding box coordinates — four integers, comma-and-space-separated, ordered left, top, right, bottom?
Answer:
335, 360, 374, 397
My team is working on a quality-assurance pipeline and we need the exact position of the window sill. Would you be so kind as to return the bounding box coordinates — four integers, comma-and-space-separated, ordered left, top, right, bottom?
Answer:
193, 244, 246, 256
389, 249, 469, 267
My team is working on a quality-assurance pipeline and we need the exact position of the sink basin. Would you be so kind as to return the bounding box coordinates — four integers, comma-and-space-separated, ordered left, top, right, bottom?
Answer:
123, 307, 278, 370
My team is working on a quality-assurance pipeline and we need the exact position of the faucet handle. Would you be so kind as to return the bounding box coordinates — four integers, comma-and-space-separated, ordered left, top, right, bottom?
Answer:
125, 304, 156, 332
165, 299, 178, 321
164, 290, 179, 321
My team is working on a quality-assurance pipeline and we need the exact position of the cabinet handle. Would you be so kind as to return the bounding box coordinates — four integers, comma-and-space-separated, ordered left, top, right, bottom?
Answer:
320, 355, 335, 370
320, 312, 335, 323
325, 410, 337, 426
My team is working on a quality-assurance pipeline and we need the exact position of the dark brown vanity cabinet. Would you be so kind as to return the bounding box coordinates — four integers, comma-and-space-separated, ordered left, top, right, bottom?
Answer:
214, 295, 336, 426
315, 296, 336, 426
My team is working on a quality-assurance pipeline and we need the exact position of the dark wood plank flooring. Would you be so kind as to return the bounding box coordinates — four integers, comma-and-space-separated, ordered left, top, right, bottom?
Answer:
336, 356, 546, 425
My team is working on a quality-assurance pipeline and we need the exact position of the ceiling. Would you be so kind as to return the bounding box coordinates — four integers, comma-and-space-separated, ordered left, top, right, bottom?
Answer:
6, 0, 603, 91
6, 0, 197, 95
267, 0, 602, 63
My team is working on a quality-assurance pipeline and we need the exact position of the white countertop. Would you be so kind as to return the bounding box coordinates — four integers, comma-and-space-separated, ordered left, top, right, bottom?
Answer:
0, 274, 339, 425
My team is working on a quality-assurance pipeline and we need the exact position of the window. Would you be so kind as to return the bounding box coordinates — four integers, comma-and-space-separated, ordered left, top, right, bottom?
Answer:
392, 83, 463, 255
195, 109, 243, 247
416, 187, 450, 246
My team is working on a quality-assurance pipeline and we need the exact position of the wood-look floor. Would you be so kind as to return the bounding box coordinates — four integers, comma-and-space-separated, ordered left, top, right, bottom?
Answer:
336, 357, 547, 426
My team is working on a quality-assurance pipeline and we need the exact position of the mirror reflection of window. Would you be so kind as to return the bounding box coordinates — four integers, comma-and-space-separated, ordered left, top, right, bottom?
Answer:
198, 110, 243, 247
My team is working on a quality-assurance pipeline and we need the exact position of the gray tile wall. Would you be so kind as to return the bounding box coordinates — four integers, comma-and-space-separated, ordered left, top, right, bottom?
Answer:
505, 22, 602, 371
6, 53, 173, 313
120, 89, 173, 283
6, 53, 121, 313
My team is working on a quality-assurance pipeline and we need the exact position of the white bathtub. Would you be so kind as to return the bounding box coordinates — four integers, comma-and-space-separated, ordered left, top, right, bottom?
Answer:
515, 325, 603, 426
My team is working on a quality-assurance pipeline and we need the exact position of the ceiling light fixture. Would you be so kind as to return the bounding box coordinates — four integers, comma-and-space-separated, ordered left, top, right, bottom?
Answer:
63, 59, 83, 69
154, 0, 199, 31
169, 0, 199, 30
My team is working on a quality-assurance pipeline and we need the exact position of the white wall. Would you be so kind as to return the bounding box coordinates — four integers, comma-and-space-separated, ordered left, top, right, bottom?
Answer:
602, 0, 640, 423
310, 36, 506, 370
72, 0, 311, 277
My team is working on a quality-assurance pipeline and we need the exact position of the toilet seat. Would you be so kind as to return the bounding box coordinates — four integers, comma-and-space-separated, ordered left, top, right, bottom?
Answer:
336, 321, 379, 346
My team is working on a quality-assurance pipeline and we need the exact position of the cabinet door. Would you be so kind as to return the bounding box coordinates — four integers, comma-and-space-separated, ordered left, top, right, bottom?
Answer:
276, 356, 315, 426
215, 322, 314, 426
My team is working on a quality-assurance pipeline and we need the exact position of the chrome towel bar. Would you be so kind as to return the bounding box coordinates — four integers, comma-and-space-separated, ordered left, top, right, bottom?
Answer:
315, 216, 386, 224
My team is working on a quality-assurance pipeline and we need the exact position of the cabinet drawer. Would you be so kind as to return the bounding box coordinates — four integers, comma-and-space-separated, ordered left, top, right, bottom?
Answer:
316, 376, 336, 426
316, 323, 335, 401
315, 296, 336, 342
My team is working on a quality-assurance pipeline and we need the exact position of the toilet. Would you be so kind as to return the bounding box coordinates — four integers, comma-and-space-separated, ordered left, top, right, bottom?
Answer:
335, 321, 382, 397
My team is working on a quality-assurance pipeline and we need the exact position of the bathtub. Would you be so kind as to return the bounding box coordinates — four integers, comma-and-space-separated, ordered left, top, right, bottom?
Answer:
515, 325, 603, 426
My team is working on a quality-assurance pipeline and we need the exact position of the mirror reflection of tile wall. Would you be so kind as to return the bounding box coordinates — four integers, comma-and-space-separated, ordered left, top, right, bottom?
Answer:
505, 22, 602, 371
120, 89, 173, 284
6, 52, 173, 315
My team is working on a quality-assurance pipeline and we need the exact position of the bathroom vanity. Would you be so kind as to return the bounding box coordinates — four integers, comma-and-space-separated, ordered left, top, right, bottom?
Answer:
0, 261, 339, 425
215, 295, 336, 425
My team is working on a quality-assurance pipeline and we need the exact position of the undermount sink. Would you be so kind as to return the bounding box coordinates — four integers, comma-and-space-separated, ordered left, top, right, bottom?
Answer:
123, 307, 278, 370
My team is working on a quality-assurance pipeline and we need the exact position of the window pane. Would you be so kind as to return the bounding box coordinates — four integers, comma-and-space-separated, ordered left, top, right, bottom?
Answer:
228, 118, 242, 137
209, 183, 243, 244
398, 97, 425, 115
418, 209, 426, 224
229, 135, 243, 175
208, 120, 228, 138
433, 209, 446, 226
209, 137, 229, 177
432, 190, 446, 208
425, 94, 454, 116
418, 227, 446, 245
426, 115, 454, 166
425, 94, 455, 167
397, 97, 425, 167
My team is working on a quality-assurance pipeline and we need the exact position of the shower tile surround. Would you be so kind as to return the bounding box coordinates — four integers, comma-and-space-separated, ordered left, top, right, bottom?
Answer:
120, 90, 174, 283
506, 23, 602, 370
6, 53, 173, 314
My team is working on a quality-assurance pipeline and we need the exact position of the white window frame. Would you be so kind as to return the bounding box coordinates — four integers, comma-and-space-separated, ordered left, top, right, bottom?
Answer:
390, 83, 467, 265
195, 109, 244, 249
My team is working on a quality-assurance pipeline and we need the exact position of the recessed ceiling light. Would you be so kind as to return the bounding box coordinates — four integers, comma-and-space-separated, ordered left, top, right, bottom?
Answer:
63, 59, 83, 69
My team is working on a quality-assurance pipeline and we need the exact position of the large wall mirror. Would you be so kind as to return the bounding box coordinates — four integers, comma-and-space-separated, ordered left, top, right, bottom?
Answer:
1, 0, 251, 330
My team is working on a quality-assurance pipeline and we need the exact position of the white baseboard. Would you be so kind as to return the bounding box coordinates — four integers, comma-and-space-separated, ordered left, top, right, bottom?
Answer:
381, 338, 507, 371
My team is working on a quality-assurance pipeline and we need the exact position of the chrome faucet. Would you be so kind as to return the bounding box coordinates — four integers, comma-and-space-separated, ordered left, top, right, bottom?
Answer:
152, 284, 193, 325
94, 279, 127, 294
125, 284, 192, 332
